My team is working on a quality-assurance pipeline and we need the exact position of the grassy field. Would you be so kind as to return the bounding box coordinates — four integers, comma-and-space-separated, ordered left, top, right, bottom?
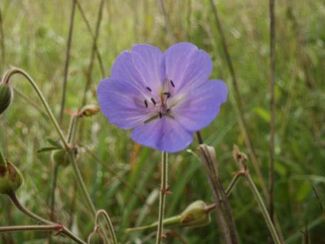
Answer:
0, 0, 324, 243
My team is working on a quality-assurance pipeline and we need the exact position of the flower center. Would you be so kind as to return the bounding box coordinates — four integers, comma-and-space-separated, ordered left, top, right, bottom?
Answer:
143, 79, 175, 122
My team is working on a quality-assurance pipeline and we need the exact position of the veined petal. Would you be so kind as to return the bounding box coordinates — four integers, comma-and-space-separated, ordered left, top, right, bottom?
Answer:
131, 44, 165, 93
173, 80, 228, 132
131, 117, 193, 153
164, 42, 212, 93
97, 78, 149, 129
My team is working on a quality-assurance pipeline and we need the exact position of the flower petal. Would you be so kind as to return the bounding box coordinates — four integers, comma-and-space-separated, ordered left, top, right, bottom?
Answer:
164, 42, 212, 93
131, 117, 193, 153
131, 44, 165, 93
173, 80, 228, 132
97, 78, 149, 129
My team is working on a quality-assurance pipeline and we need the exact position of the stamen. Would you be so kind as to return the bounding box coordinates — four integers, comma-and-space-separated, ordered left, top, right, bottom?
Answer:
166, 108, 171, 113
150, 98, 157, 105
159, 112, 162, 118
146, 87, 152, 92
170, 80, 175, 87
163, 92, 171, 98
144, 100, 148, 108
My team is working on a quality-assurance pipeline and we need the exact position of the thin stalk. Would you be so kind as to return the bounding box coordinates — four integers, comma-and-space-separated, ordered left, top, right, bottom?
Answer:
0, 224, 62, 233
0, 7, 5, 72
208, 0, 267, 198
75, 0, 105, 77
59, 0, 77, 123
2, 68, 68, 149
155, 151, 168, 244
81, 0, 105, 107
268, 0, 276, 223
69, 152, 96, 216
225, 171, 244, 197
96, 210, 118, 244
246, 173, 282, 244
8, 193, 86, 244
50, 163, 60, 222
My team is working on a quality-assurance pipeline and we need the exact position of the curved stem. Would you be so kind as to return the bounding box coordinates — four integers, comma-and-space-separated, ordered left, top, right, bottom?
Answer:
155, 151, 168, 244
8, 193, 85, 244
246, 173, 282, 244
3, 68, 68, 149
50, 163, 60, 222
96, 209, 118, 244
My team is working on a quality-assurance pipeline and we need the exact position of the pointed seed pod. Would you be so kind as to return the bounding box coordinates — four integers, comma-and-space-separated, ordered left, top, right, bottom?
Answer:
180, 200, 211, 228
0, 82, 13, 114
0, 152, 23, 195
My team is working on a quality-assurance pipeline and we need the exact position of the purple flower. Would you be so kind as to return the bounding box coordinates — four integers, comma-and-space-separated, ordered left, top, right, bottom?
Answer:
97, 42, 228, 153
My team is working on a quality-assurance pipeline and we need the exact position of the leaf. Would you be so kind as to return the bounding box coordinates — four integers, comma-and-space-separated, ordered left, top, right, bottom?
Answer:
254, 107, 270, 123
46, 138, 62, 148
37, 146, 59, 153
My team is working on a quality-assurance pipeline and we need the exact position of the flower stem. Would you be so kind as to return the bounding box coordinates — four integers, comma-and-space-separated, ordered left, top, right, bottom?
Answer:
69, 152, 96, 216
225, 171, 245, 197
155, 151, 168, 244
8, 193, 86, 244
0, 224, 61, 233
95, 209, 118, 244
3, 68, 68, 149
245, 173, 282, 244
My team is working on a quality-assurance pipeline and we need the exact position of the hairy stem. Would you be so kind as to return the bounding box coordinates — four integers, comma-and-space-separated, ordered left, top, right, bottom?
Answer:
155, 151, 168, 244
59, 0, 77, 123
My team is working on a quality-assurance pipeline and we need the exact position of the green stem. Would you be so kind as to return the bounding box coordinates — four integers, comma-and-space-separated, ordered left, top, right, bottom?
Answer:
3, 68, 68, 149
8, 193, 85, 244
69, 152, 96, 216
245, 173, 282, 244
0, 224, 61, 233
225, 171, 244, 197
155, 151, 168, 244
96, 210, 118, 244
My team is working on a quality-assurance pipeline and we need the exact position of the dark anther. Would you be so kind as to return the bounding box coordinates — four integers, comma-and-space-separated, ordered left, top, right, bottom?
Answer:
151, 98, 157, 105
170, 80, 175, 87
166, 108, 171, 113
159, 112, 162, 118
163, 92, 171, 98
146, 87, 152, 92
144, 100, 148, 108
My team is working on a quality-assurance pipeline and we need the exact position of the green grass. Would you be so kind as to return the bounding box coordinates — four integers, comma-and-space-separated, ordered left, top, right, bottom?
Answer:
0, 0, 324, 243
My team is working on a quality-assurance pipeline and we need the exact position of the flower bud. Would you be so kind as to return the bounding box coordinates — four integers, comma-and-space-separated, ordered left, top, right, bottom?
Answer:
78, 104, 100, 117
51, 149, 70, 167
180, 200, 211, 228
0, 152, 23, 195
0, 82, 13, 114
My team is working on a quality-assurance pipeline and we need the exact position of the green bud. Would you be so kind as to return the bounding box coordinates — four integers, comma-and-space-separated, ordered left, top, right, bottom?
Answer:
51, 149, 70, 167
180, 200, 211, 228
0, 82, 13, 114
0, 153, 23, 195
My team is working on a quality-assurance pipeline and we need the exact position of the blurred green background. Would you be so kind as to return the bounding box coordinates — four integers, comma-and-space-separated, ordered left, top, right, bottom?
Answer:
0, 0, 324, 243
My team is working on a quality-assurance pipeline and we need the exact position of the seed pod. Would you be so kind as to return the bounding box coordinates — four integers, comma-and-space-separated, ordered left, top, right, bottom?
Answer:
180, 200, 211, 228
0, 82, 13, 114
0, 153, 23, 195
